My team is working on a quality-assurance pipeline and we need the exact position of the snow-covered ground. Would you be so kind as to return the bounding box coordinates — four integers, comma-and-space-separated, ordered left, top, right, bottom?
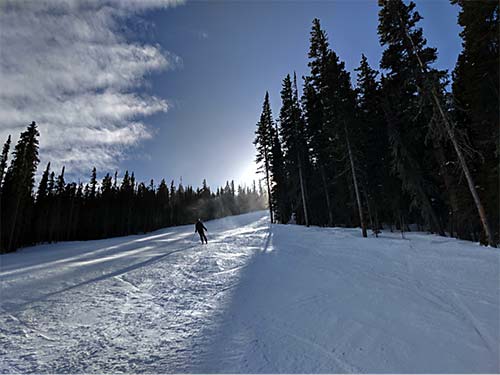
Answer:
0, 211, 498, 373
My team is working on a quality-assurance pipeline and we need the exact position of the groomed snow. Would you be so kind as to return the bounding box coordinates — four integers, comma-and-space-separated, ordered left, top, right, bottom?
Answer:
0, 211, 498, 373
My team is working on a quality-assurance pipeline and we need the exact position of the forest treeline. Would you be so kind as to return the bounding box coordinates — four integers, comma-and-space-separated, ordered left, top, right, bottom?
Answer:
0, 122, 267, 253
254, 0, 498, 246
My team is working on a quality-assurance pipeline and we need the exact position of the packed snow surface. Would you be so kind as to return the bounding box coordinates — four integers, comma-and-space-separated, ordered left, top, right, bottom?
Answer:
0, 211, 498, 373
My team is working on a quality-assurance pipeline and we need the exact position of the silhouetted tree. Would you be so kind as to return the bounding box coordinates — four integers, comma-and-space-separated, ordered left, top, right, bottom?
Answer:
254, 92, 276, 223
1, 122, 40, 252
450, 0, 498, 245
379, 1, 446, 236
279, 73, 310, 226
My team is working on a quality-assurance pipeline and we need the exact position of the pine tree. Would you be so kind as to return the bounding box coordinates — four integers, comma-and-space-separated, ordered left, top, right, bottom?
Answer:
48, 171, 55, 196
292, 74, 311, 227
451, 0, 499, 151
101, 173, 113, 237
89, 167, 97, 199
49, 166, 65, 242
304, 19, 335, 226
1, 121, 40, 252
37, 163, 51, 201
279, 73, 310, 226
122, 171, 135, 233
380, 0, 496, 245
64, 182, 78, 241
254, 92, 276, 223
378, 1, 447, 236
0, 135, 11, 190
56, 167, 65, 194
270, 123, 289, 223
304, 18, 368, 234
34, 163, 51, 242
450, 0, 498, 245
0, 135, 12, 249
157, 178, 170, 226
344, 123, 368, 238
355, 54, 393, 233
170, 180, 176, 225
329, 50, 368, 237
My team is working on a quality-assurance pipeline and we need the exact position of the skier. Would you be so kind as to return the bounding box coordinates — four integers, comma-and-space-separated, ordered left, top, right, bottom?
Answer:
195, 218, 208, 244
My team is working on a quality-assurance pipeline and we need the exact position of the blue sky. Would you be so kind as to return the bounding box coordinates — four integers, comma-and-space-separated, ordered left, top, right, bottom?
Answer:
0, 0, 462, 190
127, 0, 462, 189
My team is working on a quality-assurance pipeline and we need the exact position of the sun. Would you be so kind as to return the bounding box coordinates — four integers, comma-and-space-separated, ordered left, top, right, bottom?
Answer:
237, 161, 259, 188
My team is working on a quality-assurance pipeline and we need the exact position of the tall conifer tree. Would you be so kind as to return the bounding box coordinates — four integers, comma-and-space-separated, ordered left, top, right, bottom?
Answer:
304, 19, 335, 226
451, 0, 498, 245
254, 92, 276, 223
0, 135, 11, 191
0, 135, 12, 248
378, 1, 446, 236
270, 124, 289, 223
1, 122, 40, 252
279, 73, 310, 226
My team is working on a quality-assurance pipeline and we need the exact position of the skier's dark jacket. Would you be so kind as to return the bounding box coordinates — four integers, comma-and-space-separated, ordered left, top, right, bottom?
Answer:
195, 221, 207, 234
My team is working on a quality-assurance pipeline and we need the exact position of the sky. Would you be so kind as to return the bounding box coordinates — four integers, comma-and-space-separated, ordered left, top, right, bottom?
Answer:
0, 0, 462, 190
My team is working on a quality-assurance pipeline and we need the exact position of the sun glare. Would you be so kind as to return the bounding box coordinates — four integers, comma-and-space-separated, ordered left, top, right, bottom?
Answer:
237, 161, 259, 188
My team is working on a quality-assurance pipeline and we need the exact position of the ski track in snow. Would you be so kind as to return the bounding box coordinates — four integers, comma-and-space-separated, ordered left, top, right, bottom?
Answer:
0, 211, 499, 373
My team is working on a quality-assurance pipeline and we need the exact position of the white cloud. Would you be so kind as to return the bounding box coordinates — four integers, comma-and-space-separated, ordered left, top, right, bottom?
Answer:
0, 0, 183, 175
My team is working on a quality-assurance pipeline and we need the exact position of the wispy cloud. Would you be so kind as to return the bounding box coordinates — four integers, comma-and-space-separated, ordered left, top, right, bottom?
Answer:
0, 0, 183, 175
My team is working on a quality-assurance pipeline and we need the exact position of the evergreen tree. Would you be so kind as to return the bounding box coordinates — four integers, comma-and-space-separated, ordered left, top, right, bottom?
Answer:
34, 163, 50, 242
304, 18, 367, 235
329, 48, 368, 237
354, 54, 394, 233
49, 166, 65, 242
48, 171, 55, 196
121, 171, 135, 234
36, 163, 51, 201
270, 123, 289, 223
254, 92, 276, 223
378, 1, 446, 236
0, 135, 12, 248
101, 173, 113, 237
170, 180, 177, 225
89, 167, 97, 199
279, 73, 310, 226
380, 0, 496, 245
157, 178, 170, 226
0, 135, 11, 190
64, 182, 78, 241
303, 19, 335, 226
1, 122, 40, 252
56, 167, 65, 194
450, 0, 498, 245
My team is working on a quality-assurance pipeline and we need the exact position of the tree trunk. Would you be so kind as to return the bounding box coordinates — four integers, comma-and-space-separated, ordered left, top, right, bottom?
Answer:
433, 140, 460, 237
264, 154, 274, 224
444, 123, 495, 246
7, 191, 22, 252
400, 213, 405, 239
297, 154, 309, 227
319, 164, 333, 226
374, 209, 381, 237
363, 188, 377, 237
66, 197, 75, 241
422, 193, 445, 236
345, 125, 367, 238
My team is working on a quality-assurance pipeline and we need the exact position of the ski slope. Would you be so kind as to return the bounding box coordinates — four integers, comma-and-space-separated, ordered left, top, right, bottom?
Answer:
0, 211, 498, 373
